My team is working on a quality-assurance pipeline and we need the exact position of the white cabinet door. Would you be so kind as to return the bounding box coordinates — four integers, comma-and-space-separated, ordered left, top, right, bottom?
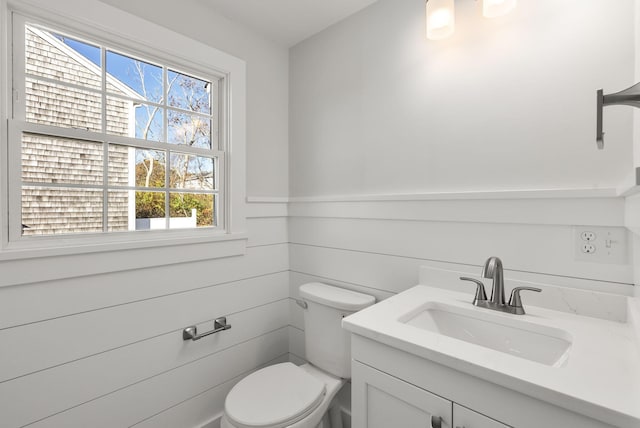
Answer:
453, 404, 510, 428
352, 360, 453, 428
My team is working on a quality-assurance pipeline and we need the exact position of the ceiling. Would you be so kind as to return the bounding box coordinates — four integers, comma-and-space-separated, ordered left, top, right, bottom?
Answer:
202, 0, 379, 47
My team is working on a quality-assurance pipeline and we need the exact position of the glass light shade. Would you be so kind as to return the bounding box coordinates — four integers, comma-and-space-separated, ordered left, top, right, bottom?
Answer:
483, 0, 517, 18
426, 0, 455, 40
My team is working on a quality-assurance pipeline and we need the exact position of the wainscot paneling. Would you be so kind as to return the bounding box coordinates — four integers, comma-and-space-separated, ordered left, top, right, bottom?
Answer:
288, 196, 624, 226
0, 201, 290, 428
289, 216, 633, 286
289, 239, 632, 300
287, 195, 636, 420
0, 276, 288, 382
626, 193, 640, 236
0, 300, 289, 427
288, 325, 306, 361
247, 217, 288, 247
0, 237, 247, 288
131, 354, 290, 428
0, 233, 288, 329
245, 197, 289, 218
289, 353, 307, 366
26, 328, 289, 428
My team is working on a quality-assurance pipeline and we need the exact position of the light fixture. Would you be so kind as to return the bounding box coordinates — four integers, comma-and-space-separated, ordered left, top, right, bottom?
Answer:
425, 0, 516, 40
596, 82, 640, 149
483, 0, 517, 18
426, 0, 455, 41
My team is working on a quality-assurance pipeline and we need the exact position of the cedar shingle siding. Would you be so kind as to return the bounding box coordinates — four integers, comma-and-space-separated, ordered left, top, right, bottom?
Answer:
22, 28, 131, 235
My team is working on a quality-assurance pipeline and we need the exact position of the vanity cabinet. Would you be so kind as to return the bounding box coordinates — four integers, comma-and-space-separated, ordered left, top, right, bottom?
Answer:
352, 360, 508, 428
349, 335, 615, 428
453, 404, 510, 428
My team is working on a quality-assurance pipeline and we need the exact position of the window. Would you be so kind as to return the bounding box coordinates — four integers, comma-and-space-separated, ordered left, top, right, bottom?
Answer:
7, 14, 232, 246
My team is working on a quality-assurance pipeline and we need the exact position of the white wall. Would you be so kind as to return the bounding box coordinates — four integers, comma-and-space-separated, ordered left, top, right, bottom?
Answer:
627, 192, 640, 294
1, 1, 638, 427
99, 0, 290, 197
0, 1, 291, 427
632, 0, 640, 295
290, 0, 635, 197
287, 0, 638, 378
0, 205, 290, 428
635, 0, 640, 170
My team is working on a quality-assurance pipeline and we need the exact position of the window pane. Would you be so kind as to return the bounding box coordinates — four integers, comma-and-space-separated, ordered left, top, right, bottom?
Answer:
106, 51, 163, 103
134, 103, 164, 142
26, 78, 102, 131
22, 187, 103, 235
168, 70, 211, 114
169, 193, 215, 228
107, 97, 164, 142
108, 190, 132, 232
22, 133, 103, 185
26, 25, 102, 90
106, 96, 135, 137
17, 22, 226, 239
108, 145, 166, 188
134, 149, 166, 188
168, 110, 211, 149
170, 153, 215, 190
135, 191, 166, 230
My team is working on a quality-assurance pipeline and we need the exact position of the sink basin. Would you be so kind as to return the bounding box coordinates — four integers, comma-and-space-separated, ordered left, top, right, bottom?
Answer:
400, 302, 572, 367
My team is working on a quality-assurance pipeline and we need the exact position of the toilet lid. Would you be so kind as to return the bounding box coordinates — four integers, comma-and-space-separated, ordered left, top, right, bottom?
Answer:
225, 363, 326, 428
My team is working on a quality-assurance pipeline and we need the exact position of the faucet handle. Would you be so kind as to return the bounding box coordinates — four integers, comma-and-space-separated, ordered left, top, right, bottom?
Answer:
459, 277, 488, 305
508, 287, 542, 314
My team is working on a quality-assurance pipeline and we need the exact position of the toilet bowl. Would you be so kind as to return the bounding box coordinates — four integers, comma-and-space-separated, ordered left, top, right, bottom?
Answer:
220, 283, 375, 428
220, 363, 343, 428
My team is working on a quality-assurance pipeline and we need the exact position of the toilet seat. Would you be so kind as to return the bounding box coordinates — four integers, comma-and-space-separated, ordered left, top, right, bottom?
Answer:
224, 363, 326, 428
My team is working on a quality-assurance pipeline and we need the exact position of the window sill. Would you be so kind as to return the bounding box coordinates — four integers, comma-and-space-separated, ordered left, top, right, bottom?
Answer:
0, 229, 247, 261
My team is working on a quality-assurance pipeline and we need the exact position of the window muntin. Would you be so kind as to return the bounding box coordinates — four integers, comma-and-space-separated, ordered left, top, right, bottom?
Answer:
12, 20, 224, 238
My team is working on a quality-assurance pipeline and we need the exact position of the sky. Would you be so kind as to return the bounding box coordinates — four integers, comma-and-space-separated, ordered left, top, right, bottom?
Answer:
53, 30, 211, 113
47, 28, 213, 149
55, 31, 159, 100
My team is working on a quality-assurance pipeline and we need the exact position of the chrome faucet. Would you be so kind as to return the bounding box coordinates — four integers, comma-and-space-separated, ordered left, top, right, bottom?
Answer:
460, 256, 541, 315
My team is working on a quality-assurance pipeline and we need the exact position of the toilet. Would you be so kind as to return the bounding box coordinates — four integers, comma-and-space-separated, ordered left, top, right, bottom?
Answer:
220, 282, 375, 428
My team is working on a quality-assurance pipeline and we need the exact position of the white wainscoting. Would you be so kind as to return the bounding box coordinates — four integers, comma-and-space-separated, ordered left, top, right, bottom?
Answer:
134, 354, 291, 428
288, 193, 636, 422
0, 200, 289, 428
2, 193, 636, 427
626, 193, 640, 293
288, 194, 634, 330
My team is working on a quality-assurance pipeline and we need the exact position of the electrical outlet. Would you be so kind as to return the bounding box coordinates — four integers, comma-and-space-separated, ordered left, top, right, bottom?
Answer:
581, 243, 596, 254
574, 226, 627, 264
580, 231, 596, 241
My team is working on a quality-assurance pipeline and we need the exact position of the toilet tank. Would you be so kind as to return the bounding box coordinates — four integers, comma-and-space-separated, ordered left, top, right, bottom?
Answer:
299, 283, 375, 379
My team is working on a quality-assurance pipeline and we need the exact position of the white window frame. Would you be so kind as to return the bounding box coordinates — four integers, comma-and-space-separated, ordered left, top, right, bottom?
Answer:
0, 0, 247, 259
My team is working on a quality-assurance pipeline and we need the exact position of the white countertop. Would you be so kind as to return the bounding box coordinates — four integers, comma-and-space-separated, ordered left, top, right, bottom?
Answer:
343, 285, 640, 428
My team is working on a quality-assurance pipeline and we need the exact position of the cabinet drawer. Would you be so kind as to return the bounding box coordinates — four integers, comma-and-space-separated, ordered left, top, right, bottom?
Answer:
453, 404, 510, 428
352, 360, 453, 428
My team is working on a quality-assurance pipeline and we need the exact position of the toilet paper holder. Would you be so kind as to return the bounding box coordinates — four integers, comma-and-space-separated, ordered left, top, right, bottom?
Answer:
183, 317, 232, 341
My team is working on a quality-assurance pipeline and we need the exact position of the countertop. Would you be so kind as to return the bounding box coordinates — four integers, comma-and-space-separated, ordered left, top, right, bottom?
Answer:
343, 285, 640, 428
